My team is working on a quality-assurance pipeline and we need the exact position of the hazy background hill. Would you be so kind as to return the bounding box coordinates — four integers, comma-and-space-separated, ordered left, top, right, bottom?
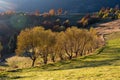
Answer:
3, 0, 120, 13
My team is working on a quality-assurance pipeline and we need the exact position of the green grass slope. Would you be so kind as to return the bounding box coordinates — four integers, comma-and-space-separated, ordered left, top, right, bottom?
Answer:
0, 32, 120, 80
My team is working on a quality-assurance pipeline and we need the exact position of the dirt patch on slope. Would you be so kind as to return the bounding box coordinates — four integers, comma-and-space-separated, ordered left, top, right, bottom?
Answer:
95, 19, 120, 45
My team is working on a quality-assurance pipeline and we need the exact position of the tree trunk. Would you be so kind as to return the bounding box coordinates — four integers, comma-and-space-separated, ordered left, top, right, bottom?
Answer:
51, 56, 55, 63
69, 55, 72, 60
43, 57, 48, 64
31, 58, 36, 67
65, 48, 73, 60
75, 52, 78, 57
59, 53, 64, 61
43, 53, 48, 64
80, 42, 87, 56
80, 51, 83, 56
75, 50, 79, 57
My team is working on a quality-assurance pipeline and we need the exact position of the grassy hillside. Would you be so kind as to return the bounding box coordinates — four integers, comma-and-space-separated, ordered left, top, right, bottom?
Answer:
0, 32, 120, 80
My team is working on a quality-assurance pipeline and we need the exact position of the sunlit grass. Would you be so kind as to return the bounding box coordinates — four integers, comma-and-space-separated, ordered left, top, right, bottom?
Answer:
0, 32, 120, 80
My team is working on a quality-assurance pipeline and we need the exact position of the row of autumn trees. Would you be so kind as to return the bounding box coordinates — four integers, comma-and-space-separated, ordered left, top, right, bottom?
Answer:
16, 26, 100, 67
77, 5, 120, 28
97, 5, 120, 19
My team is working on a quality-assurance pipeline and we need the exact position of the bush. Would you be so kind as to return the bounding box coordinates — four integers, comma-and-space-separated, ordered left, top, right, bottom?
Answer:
6, 56, 32, 68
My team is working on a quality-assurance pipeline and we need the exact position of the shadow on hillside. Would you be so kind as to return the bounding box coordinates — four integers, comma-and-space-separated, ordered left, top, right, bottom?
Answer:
42, 58, 120, 71
0, 75, 28, 80
1, 48, 119, 80
103, 47, 120, 54
0, 68, 31, 79
0, 53, 15, 67
1, 47, 119, 80
40, 47, 120, 71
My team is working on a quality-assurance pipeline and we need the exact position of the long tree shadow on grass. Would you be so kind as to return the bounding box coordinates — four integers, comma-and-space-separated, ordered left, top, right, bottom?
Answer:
41, 58, 120, 71
0, 72, 30, 80
40, 47, 120, 71
10, 47, 119, 72
0, 75, 29, 80
3, 47, 120, 75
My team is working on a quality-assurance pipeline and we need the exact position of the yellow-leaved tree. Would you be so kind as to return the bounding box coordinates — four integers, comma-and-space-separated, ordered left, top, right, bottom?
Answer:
16, 27, 56, 66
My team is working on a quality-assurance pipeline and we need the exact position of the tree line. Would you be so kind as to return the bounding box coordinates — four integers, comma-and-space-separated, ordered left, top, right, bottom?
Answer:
16, 26, 101, 67
97, 5, 120, 19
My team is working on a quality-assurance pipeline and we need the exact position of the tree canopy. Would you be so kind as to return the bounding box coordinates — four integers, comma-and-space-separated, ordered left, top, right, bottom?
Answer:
16, 26, 100, 67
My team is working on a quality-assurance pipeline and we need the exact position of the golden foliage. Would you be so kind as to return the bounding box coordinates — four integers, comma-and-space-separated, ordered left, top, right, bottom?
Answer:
49, 9, 55, 16
16, 26, 99, 65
